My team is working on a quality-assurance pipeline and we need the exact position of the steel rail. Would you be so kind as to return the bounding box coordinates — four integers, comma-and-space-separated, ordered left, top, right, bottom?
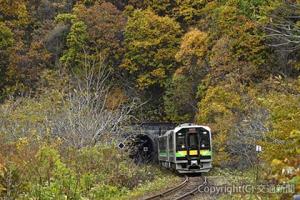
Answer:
174, 176, 208, 200
143, 175, 189, 200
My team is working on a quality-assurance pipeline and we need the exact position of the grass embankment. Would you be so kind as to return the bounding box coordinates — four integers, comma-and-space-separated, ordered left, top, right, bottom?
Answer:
121, 170, 180, 200
0, 139, 179, 200
195, 168, 296, 200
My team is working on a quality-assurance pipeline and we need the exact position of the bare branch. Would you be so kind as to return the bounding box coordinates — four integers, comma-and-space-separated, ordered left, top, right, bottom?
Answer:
49, 59, 138, 148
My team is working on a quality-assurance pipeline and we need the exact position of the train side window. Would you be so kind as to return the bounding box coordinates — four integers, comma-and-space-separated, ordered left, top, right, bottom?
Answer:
169, 132, 173, 152
159, 138, 165, 152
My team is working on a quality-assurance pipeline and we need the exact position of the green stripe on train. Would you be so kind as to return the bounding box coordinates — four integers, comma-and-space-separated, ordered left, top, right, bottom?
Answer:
161, 150, 211, 157
176, 151, 187, 157
200, 150, 212, 156
159, 151, 167, 157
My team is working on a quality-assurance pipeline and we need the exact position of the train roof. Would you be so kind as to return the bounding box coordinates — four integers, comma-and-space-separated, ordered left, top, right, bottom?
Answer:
174, 124, 211, 133
158, 124, 211, 137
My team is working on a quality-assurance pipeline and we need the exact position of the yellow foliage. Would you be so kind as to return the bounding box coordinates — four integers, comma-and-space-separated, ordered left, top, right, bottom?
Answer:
175, 29, 208, 65
271, 159, 284, 168
257, 87, 300, 188
16, 137, 29, 151
150, 68, 166, 79
197, 84, 243, 166
137, 74, 156, 89
0, 0, 29, 26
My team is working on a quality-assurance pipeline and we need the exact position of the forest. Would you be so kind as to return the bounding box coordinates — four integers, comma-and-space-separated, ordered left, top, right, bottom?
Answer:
0, 0, 299, 199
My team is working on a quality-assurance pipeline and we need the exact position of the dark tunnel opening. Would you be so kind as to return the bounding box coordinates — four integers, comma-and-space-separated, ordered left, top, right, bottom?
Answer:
128, 134, 157, 164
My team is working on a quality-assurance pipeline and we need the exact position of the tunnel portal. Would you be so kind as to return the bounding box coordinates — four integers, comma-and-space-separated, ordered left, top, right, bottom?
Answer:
124, 123, 176, 164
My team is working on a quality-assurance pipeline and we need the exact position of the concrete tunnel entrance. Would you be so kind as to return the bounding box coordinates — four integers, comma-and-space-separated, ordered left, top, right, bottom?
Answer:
123, 123, 176, 164
128, 134, 157, 164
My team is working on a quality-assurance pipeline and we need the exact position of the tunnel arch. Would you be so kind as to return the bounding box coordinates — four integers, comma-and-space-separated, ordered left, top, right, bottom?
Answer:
128, 134, 158, 164
123, 123, 176, 164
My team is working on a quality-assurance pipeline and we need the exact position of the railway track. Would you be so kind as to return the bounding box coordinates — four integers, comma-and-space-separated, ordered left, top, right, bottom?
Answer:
143, 175, 208, 200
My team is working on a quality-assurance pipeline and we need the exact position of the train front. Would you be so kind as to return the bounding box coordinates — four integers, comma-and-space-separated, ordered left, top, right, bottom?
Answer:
175, 125, 212, 173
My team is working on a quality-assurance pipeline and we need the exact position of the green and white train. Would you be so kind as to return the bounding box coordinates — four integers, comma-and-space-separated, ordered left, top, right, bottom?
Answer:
158, 123, 212, 173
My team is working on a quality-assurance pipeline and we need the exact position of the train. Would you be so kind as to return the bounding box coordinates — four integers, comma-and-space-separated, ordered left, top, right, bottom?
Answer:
157, 123, 212, 174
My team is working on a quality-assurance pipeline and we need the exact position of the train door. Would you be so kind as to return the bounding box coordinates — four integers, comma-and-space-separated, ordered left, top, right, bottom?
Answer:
175, 131, 187, 160
166, 134, 169, 167
187, 128, 199, 158
168, 131, 174, 163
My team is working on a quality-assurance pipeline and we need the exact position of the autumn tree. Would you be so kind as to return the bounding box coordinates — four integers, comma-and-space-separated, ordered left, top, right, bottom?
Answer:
164, 29, 209, 122
264, 1, 300, 75
204, 3, 269, 84
122, 9, 182, 89
0, 0, 76, 98
0, 22, 14, 100
173, 0, 207, 26
0, 0, 29, 27
144, 0, 209, 26
74, 2, 126, 68
164, 67, 197, 122
196, 84, 244, 166
175, 29, 208, 68
257, 79, 300, 189
55, 13, 89, 68
145, 0, 176, 16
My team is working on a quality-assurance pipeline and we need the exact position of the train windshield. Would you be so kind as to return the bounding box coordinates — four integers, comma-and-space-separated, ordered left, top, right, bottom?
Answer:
176, 132, 186, 150
188, 133, 198, 149
176, 128, 210, 150
199, 130, 210, 148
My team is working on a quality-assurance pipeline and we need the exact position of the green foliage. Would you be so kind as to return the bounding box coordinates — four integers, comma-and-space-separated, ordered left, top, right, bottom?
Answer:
0, 134, 174, 199
60, 20, 89, 67
211, 0, 270, 21
0, 22, 14, 98
164, 70, 195, 122
0, 22, 14, 50
28, 146, 80, 200
174, 0, 207, 25
55, 13, 77, 24
236, 0, 271, 19
120, 173, 179, 200
122, 9, 182, 89
88, 184, 126, 200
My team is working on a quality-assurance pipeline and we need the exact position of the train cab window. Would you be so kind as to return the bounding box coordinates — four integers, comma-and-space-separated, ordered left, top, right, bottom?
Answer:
188, 133, 198, 149
199, 130, 210, 148
176, 132, 186, 150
